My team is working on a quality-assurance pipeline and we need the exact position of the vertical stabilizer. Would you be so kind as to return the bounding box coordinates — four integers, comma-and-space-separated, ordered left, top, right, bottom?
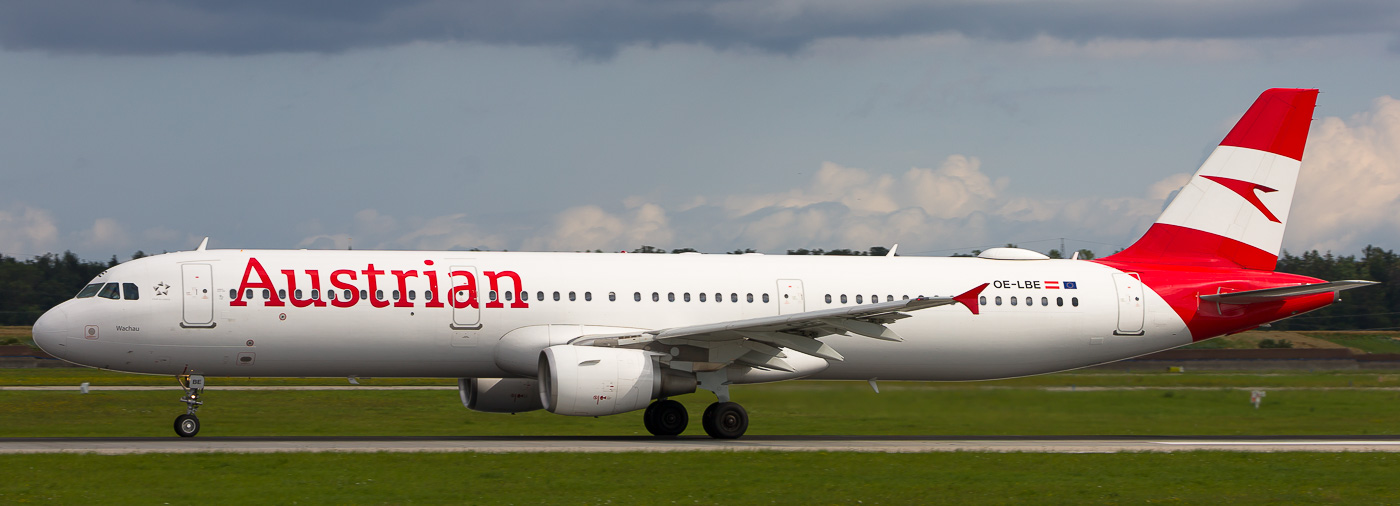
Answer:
1103, 88, 1318, 271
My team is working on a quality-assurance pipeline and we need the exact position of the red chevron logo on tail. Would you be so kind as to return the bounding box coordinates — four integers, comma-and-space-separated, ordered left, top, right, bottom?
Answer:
1201, 175, 1281, 223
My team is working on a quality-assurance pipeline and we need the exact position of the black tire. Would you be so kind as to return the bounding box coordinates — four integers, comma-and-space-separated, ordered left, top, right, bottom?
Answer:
642, 402, 659, 435
702, 402, 747, 439
648, 400, 688, 436
174, 414, 200, 438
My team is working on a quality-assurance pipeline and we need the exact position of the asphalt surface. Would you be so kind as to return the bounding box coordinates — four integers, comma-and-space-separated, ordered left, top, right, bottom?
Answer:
4, 435, 1400, 454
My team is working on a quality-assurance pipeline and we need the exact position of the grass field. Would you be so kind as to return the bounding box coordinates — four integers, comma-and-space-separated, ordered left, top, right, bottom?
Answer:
5, 378, 1400, 438
2, 452, 1398, 504
8, 330, 1400, 504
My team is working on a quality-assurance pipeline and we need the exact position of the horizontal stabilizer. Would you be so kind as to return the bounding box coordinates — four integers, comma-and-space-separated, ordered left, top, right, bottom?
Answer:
1200, 280, 1378, 304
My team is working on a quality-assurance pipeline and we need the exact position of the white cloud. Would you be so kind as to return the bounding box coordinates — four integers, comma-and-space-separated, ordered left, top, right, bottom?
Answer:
1290, 95, 1400, 253
521, 203, 674, 252
0, 204, 59, 257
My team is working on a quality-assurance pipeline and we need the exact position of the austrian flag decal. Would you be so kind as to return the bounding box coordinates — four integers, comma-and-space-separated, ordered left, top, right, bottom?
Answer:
1044, 281, 1078, 289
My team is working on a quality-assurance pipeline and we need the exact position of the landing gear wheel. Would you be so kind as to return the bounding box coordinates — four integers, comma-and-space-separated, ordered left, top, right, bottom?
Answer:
701, 402, 748, 439
644, 400, 688, 436
174, 414, 200, 437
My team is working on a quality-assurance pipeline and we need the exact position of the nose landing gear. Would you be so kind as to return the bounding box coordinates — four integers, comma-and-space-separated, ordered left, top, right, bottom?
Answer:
174, 374, 204, 437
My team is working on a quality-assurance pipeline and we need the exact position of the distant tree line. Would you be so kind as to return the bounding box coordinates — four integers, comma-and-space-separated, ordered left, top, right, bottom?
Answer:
0, 246, 1395, 329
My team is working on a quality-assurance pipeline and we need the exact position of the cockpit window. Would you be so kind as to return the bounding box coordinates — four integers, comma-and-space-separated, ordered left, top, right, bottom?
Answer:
76, 283, 103, 298
122, 283, 139, 300
97, 283, 121, 300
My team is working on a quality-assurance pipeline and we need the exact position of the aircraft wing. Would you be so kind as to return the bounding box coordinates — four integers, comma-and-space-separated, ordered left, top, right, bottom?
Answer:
1199, 280, 1378, 304
571, 283, 988, 372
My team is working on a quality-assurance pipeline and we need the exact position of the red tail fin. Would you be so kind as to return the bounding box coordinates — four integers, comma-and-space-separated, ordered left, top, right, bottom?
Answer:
1103, 88, 1318, 271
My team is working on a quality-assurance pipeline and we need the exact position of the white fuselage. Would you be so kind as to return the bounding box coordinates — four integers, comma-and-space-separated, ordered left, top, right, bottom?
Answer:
34, 249, 1191, 382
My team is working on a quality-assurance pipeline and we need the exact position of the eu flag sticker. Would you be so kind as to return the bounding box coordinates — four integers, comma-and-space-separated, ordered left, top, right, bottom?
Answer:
1063, 281, 1078, 289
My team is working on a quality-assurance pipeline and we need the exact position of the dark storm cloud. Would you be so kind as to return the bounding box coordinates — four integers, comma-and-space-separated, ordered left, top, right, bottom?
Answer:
1, 0, 1397, 56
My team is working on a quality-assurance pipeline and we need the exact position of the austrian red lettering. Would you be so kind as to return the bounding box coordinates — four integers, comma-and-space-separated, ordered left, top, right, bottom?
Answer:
484, 270, 528, 309
362, 264, 389, 308
449, 270, 478, 309
281, 269, 327, 308
423, 260, 443, 308
391, 269, 418, 308
329, 269, 359, 308
232, 257, 284, 307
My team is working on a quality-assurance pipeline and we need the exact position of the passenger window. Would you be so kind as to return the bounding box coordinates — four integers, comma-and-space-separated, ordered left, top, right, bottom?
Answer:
554, 291, 561, 301
731, 293, 738, 303
902, 295, 910, 300
411, 290, 419, 301
762, 293, 770, 303
311, 289, 320, 300
887, 295, 893, 302
426, 290, 434, 301
328, 290, 336, 301
228, 289, 236, 299
585, 292, 593, 302
1041, 297, 1048, 306
699, 293, 707, 302
995, 296, 1002, 306
634, 292, 642, 302
668, 292, 675, 302
715, 293, 722, 303
978, 295, 986, 306
609, 292, 616, 302
375, 290, 384, 301
683, 292, 691, 302
856, 295, 863, 304
825, 294, 832, 303
1057, 297, 1063, 307
98, 283, 121, 300
278, 289, 287, 300
393, 290, 402, 301
1072, 297, 1079, 307
569, 291, 576, 301
262, 289, 272, 300
295, 289, 304, 299
1010, 296, 1018, 306
1025, 297, 1031, 306
344, 289, 351, 300
246, 289, 254, 300
122, 283, 139, 300
361, 290, 369, 300
536, 291, 544, 302
653, 292, 660, 302
840, 294, 847, 304
520, 291, 528, 301
502, 291, 510, 302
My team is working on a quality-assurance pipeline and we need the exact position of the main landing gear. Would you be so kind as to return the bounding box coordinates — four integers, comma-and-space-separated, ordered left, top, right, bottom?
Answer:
642, 399, 750, 439
644, 372, 750, 440
174, 374, 205, 437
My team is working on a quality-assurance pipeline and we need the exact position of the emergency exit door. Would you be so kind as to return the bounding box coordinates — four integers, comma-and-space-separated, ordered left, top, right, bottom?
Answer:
777, 279, 805, 315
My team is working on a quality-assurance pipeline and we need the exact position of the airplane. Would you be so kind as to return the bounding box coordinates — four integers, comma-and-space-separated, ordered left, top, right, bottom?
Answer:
31, 88, 1376, 439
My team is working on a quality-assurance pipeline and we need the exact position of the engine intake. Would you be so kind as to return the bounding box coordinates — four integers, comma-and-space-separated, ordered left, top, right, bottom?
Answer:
538, 345, 696, 416
458, 378, 543, 414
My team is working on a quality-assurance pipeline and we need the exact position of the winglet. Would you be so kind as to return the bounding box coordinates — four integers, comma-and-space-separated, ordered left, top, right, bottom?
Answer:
886, 244, 898, 257
953, 283, 989, 315
196, 237, 209, 251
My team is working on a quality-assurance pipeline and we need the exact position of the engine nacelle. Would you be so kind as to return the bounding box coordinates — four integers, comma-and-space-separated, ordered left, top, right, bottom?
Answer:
458, 378, 543, 414
538, 345, 696, 416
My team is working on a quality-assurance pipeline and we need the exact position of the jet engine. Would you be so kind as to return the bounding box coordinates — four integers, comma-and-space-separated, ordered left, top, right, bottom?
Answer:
538, 345, 696, 416
458, 377, 543, 414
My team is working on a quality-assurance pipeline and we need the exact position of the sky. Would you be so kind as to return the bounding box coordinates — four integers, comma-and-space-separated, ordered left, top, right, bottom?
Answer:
1, 1, 1398, 260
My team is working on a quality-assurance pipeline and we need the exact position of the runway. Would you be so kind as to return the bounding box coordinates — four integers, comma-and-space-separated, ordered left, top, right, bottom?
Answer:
5, 435, 1400, 454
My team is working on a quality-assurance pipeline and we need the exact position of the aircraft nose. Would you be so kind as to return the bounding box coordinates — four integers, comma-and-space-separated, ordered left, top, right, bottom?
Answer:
31, 305, 72, 355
